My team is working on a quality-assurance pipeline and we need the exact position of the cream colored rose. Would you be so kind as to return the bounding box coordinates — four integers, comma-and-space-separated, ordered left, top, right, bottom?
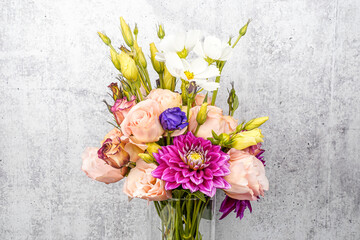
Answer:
188, 105, 238, 139
147, 88, 182, 112
194, 94, 212, 106
123, 159, 171, 201
120, 99, 164, 143
224, 149, 269, 201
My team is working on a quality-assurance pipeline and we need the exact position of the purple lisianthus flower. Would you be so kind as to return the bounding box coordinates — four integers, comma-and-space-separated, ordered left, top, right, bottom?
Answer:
159, 107, 188, 131
219, 196, 252, 220
151, 132, 231, 197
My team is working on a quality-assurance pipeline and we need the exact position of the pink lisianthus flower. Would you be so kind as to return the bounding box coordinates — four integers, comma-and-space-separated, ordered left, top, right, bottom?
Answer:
152, 132, 231, 197
111, 96, 137, 125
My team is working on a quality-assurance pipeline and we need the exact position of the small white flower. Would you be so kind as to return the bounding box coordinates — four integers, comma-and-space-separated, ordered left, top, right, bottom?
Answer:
164, 52, 220, 91
156, 30, 201, 61
194, 36, 232, 61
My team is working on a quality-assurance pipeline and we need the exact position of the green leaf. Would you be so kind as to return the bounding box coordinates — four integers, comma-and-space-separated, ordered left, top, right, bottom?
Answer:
211, 130, 219, 140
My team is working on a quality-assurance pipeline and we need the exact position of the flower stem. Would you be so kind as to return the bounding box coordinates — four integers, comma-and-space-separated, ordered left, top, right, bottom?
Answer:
211, 62, 226, 106
137, 87, 144, 101
194, 124, 201, 136
159, 73, 164, 89
166, 131, 171, 145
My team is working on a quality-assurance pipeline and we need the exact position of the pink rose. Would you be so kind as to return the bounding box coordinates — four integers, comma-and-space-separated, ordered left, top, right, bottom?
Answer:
111, 96, 137, 125
224, 149, 269, 201
194, 94, 212, 106
123, 159, 171, 201
81, 147, 127, 184
188, 106, 238, 139
222, 115, 238, 133
147, 89, 182, 112
98, 128, 143, 167
120, 99, 164, 143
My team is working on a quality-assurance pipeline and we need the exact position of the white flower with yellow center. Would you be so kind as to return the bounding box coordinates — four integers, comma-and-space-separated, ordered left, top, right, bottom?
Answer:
164, 52, 220, 91
194, 36, 232, 62
156, 30, 201, 61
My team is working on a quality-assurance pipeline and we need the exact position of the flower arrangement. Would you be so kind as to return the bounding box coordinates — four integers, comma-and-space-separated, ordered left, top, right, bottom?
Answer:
82, 17, 269, 239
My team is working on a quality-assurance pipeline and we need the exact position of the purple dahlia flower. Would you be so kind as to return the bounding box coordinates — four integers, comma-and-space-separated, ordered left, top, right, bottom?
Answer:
219, 196, 252, 220
152, 132, 231, 197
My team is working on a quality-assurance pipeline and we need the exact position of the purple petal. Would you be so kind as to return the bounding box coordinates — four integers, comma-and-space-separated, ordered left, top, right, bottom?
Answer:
175, 172, 189, 183
165, 181, 181, 190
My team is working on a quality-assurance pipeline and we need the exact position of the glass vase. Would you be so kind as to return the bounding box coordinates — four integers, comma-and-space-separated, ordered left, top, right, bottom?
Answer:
148, 196, 215, 240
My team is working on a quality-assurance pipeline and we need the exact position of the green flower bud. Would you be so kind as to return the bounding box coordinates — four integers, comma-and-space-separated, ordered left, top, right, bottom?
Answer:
150, 43, 164, 73
244, 117, 269, 130
133, 23, 138, 37
138, 153, 156, 164
196, 102, 208, 125
117, 52, 138, 82
231, 128, 264, 150
97, 32, 111, 46
219, 133, 230, 145
239, 19, 251, 37
146, 142, 162, 155
134, 41, 147, 68
157, 24, 165, 39
120, 17, 134, 47
110, 48, 121, 71
163, 66, 175, 90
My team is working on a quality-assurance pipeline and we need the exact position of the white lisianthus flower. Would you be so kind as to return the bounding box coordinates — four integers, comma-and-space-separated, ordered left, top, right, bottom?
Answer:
156, 30, 201, 61
194, 36, 232, 61
164, 52, 220, 91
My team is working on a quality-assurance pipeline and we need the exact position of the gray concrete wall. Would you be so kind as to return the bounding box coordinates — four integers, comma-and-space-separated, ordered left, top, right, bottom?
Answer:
1, 0, 359, 239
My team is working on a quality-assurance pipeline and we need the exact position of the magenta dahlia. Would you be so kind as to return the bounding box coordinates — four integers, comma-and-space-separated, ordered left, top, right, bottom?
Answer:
152, 132, 231, 197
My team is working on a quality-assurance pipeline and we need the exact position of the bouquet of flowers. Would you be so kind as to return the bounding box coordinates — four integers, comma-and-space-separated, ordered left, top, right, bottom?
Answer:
82, 17, 269, 240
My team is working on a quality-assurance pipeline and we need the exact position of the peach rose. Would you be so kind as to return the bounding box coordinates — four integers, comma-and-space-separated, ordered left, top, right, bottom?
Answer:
194, 94, 212, 106
120, 99, 164, 143
147, 89, 182, 112
111, 96, 137, 125
81, 147, 127, 184
98, 128, 143, 167
188, 106, 238, 139
123, 159, 171, 201
224, 149, 269, 201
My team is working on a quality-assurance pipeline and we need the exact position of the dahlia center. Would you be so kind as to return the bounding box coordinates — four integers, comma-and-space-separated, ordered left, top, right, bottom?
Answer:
184, 71, 194, 80
186, 151, 204, 169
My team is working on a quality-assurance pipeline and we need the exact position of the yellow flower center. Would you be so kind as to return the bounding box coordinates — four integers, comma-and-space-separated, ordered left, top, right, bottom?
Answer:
184, 71, 194, 80
189, 152, 202, 161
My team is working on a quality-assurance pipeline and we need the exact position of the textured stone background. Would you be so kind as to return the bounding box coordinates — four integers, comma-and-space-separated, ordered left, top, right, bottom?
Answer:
1, 0, 359, 239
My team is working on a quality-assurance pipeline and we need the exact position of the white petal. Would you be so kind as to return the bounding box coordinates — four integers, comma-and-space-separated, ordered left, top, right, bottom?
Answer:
158, 36, 175, 52
155, 52, 166, 62
219, 43, 233, 61
174, 31, 186, 52
195, 65, 220, 79
164, 52, 184, 78
203, 36, 222, 60
189, 58, 208, 75
195, 80, 220, 91
185, 30, 201, 51
193, 41, 205, 58
181, 58, 191, 71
